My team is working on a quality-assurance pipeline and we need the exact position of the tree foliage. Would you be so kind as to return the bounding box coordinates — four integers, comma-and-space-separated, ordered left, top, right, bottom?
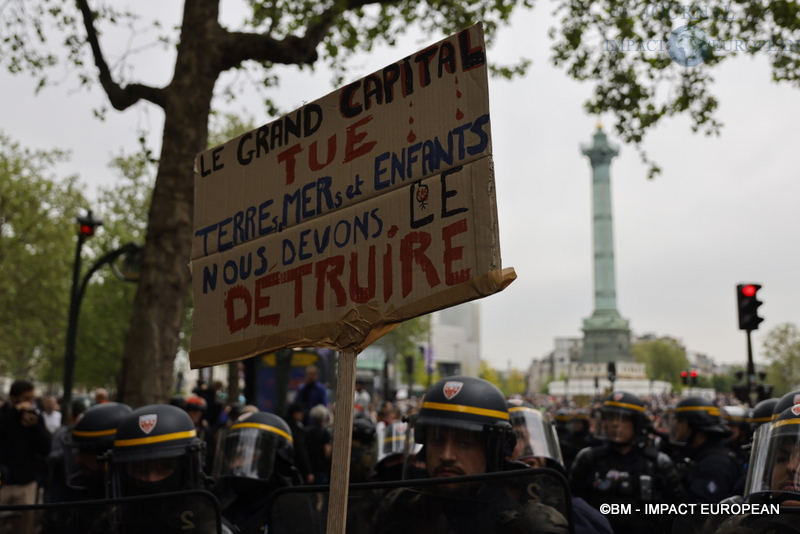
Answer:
549, 0, 800, 178
0, 133, 85, 383
632, 337, 689, 391
478, 359, 502, 389
476, 361, 526, 396
763, 322, 800, 396
373, 315, 434, 395
380, 315, 431, 358
0, 0, 533, 406
504, 367, 527, 396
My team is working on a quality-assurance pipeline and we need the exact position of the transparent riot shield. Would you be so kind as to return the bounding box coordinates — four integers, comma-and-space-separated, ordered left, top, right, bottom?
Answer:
0, 489, 223, 534
265, 467, 573, 534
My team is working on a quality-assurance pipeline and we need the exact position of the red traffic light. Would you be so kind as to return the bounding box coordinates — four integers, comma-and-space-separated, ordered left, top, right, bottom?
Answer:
681, 371, 688, 378
741, 285, 757, 297
690, 370, 697, 378
737, 283, 764, 331
76, 211, 103, 238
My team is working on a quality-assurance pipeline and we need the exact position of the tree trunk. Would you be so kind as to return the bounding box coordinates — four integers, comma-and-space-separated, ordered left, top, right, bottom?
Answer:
120, 0, 222, 407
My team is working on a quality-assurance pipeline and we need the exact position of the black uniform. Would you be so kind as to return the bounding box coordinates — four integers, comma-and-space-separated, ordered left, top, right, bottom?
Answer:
371, 481, 569, 534
679, 438, 742, 504
569, 443, 682, 533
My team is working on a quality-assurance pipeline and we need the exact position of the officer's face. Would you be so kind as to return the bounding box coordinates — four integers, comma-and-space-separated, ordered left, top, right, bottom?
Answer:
771, 440, 800, 496
602, 413, 634, 443
511, 423, 547, 465
670, 417, 691, 443
228, 445, 261, 474
426, 427, 486, 490
127, 457, 177, 482
77, 450, 101, 475
570, 419, 588, 434
512, 424, 531, 461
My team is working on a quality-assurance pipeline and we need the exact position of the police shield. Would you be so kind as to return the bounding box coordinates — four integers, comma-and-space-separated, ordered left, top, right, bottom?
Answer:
265, 467, 573, 533
0, 490, 223, 534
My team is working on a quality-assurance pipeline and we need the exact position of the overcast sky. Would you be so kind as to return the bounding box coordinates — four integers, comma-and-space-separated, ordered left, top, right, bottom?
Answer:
2, 2, 798, 373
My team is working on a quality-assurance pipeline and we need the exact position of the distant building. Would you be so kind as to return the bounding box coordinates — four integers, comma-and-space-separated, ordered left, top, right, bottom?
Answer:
428, 302, 481, 377
687, 351, 715, 377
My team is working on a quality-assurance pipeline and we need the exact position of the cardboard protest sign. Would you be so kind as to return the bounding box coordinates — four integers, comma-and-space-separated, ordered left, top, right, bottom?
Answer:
190, 22, 515, 368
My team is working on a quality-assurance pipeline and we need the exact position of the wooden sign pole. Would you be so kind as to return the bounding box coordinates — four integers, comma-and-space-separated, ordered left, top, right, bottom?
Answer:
326, 350, 357, 534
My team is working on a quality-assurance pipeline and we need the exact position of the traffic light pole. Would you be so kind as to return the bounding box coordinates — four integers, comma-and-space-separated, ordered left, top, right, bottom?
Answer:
62, 232, 87, 425
62, 242, 140, 423
746, 329, 756, 407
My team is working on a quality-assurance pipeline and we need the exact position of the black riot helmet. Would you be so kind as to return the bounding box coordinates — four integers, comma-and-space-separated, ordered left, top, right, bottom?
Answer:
569, 408, 590, 435
506, 399, 564, 469
415, 376, 514, 472
750, 398, 779, 433
722, 405, 749, 428
773, 390, 800, 419
553, 408, 570, 434
672, 396, 730, 441
213, 411, 298, 493
745, 406, 800, 504
63, 402, 132, 491
722, 405, 750, 443
109, 404, 205, 497
598, 391, 648, 444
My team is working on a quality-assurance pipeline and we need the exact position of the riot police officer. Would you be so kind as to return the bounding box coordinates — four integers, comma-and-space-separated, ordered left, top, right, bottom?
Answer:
702, 407, 800, 533
508, 400, 613, 534
213, 411, 301, 533
569, 391, 682, 533
63, 402, 132, 500
506, 399, 563, 470
744, 406, 800, 505
371, 376, 570, 533
40, 402, 133, 534
553, 407, 581, 471
722, 405, 750, 471
563, 408, 595, 471
553, 408, 571, 441
107, 404, 217, 532
670, 396, 740, 504
568, 409, 592, 445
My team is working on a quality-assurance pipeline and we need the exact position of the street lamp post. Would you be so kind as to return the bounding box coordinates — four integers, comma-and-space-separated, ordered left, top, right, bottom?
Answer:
62, 210, 141, 423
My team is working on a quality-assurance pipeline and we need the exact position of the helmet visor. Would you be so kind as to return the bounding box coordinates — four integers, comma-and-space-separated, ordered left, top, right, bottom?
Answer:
508, 409, 563, 465
745, 419, 800, 503
111, 449, 201, 498
595, 409, 637, 444
62, 435, 109, 490
213, 426, 281, 481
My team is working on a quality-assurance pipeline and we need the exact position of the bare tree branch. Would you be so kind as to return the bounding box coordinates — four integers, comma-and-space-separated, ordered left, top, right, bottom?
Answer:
221, 0, 382, 71
76, 0, 166, 109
